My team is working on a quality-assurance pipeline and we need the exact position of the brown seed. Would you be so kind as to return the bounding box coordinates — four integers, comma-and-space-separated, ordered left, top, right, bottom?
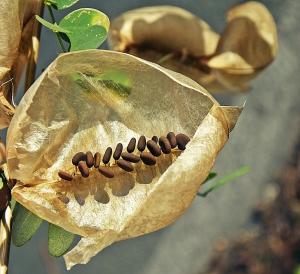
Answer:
72, 152, 86, 165
147, 140, 161, 157
176, 133, 190, 150
116, 159, 134, 172
78, 161, 89, 178
113, 143, 123, 160
167, 132, 177, 148
103, 147, 112, 164
98, 166, 114, 178
137, 135, 146, 151
121, 152, 140, 163
127, 138, 136, 153
58, 171, 73, 181
159, 136, 172, 154
140, 151, 156, 166
152, 136, 158, 143
57, 193, 70, 204
94, 152, 101, 168
86, 151, 94, 168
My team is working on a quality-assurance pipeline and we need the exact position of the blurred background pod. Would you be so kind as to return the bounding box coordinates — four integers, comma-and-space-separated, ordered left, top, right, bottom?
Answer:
108, 2, 278, 93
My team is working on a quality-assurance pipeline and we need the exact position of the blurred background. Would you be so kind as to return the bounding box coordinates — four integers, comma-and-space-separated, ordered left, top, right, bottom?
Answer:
9, 0, 300, 273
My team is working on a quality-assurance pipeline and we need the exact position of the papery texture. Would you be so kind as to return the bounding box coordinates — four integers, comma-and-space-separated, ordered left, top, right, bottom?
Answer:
0, 0, 42, 100
108, 2, 278, 93
7, 50, 242, 268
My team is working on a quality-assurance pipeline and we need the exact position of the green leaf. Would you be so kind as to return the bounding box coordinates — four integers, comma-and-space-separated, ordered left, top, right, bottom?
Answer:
48, 223, 75, 257
35, 15, 69, 33
59, 8, 110, 51
197, 166, 250, 197
45, 0, 79, 10
294, 265, 300, 274
203, 172, 217, 184
12, 204, 43, 247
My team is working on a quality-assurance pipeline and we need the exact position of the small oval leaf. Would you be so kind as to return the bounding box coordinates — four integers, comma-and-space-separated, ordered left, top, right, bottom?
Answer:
59, 8, 110, 51
12, 203, 43, 246
36, 15, 69, 33
46, 0, 79, 10
48, 223, 75, 257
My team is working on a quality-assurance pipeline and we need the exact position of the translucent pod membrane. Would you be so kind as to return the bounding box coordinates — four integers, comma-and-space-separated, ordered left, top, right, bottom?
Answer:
6, 49, 242, 269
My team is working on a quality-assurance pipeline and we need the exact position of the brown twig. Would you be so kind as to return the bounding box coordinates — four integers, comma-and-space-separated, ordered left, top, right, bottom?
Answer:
0, 206, 12, 274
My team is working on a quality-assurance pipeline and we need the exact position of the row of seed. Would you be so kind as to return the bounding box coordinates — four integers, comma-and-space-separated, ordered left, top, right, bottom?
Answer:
58, 132, 190, 181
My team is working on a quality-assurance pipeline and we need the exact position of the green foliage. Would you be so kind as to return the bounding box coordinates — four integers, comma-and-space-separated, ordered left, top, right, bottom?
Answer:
203, 172, 217, 184
12, 204, 43, 247
294, 265, 300, 274
48, 223, 75, 257
35, 15, 69, 33
45, 0, 79, 10
198, 166, 250, 197
59, 8, 109, 51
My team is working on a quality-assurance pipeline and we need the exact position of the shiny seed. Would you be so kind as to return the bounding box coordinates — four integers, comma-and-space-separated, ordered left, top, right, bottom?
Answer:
159, 136, 171, 154
94, 152, 101, 168
103, 147, 112, 164
98, 166, 114, 178
167, 132, 177, 148
121, 152, 140, 163
140, 151, 156, 165
152, 136, 158, 143
176, 133, 190, 150
137, 135, 146, 151
86, 151, 94, 168
113, 143, 123, 160
116, 159, 134, 172
58, 171, 73, 181
127, 138, 136, 153
147, 140, 161, 157
78, 161, 89, 178
72, 152, 86, 165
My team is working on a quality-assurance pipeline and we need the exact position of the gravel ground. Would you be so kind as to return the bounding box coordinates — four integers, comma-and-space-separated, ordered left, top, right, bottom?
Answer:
9, 1, 300, 273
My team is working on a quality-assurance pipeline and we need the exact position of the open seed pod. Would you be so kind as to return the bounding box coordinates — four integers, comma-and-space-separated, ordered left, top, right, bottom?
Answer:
109, 2, 278, 93
6, 50, 242, 269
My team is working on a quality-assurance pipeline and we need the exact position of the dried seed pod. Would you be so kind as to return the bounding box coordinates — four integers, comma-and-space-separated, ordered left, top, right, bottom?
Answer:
78, 161, 89, 178
72, 152, 86, 166
159, 136, 171, 154
86, 151, 94, 168
176, 133, 190, 150
137, 135, 146, 152
167, 132, 177, 148
152, 136, 158, 143
94, 152, 101, 168
103, 147, 112, 164
121, 152, 140, 163
140, 151, 156, 166
98, 166, 114, 178
127, 138, 136, 153
147, 140, 161, 157
0, 182, 10, 212
113, 143, 123, 160
58, 171, 73, 181
116, 159, 134, 172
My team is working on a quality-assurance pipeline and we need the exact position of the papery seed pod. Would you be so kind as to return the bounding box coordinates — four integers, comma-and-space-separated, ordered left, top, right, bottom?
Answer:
86, 151, 94, 168
116, 159, 134, 172
72, 152, 86, 166
140, 151, 156, 166
167, 132, 177, 148
103, 147, 112, 164
98, 166, 114, 178
121, 152, 140, 163
127, 138, 136, 153
159, 136, 171, 154
137, 135, 146, 152
147, 140, 161, 157
152, 136, 158, 143
113, 143, 123, 160
58, 171, 73, 181
94, 152, 101, 168
78, 161, 89, 178
176, 133, 190, 150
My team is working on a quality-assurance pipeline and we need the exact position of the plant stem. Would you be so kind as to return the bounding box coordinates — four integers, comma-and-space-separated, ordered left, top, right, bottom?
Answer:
0, 206, 12, 274
47, 5, 66, 52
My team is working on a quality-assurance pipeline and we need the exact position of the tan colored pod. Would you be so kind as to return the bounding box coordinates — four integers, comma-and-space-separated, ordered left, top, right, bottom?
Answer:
6, 50, 242, 269
108, 5, 220, 58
